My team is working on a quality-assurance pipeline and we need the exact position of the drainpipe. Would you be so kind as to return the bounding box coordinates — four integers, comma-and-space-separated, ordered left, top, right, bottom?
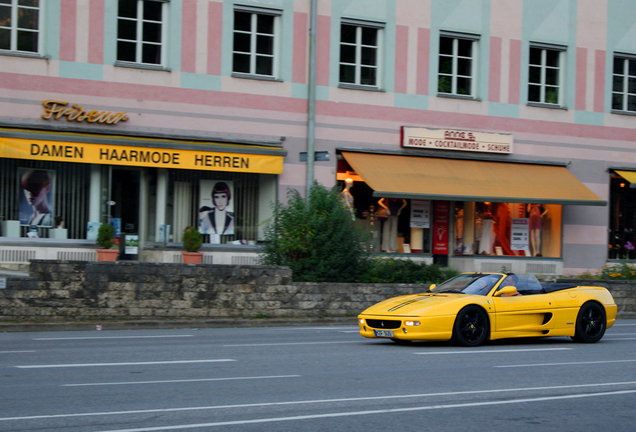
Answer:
306, 0, 317, 197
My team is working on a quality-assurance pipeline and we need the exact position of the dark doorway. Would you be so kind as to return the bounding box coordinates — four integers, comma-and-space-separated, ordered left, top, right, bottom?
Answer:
110, 168, 140, 237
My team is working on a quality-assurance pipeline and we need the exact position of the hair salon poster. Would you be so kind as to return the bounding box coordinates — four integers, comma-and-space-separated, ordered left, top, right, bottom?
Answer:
199, 180, 235, 236
432, 201, 450, 254
18, 168, 55, 227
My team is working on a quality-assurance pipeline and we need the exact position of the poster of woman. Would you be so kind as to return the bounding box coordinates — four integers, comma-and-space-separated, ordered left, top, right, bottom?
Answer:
18, 168, 55, 227
199, 180, 234, 236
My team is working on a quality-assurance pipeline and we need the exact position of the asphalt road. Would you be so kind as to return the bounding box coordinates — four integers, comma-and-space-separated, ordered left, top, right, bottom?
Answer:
1, 320, 635, 432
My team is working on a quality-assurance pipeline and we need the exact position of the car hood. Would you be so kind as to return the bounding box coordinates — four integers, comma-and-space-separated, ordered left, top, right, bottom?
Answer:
360, 293, 467, 316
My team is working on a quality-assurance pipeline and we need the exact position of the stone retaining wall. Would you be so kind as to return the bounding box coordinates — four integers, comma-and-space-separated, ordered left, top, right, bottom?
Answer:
0, 261, 634, 322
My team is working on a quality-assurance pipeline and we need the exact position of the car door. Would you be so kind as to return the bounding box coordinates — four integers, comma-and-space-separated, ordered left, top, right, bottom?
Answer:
492, 293, 556, 333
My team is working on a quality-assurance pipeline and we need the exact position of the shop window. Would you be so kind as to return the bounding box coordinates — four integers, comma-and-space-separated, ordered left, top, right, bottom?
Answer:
336, 180, 431, 254
339, 19, 383, 89
454, 202, 562, 258
0, 0, 40, 54
166, 170, 261, 245
0, 158, 91, 240
612, 54, 636, 113
608, 174, 636, 260
528, 44, 565, 106
438, 32, 478, 97
232, 7, 280, 78
116, 0, 167, 67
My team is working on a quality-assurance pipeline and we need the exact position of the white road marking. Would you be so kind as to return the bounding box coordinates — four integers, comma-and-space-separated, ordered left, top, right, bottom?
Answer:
613, 323, 636, 326
497, 359, 636, 368
224, 341, 355, 347
63, 375, 300, 387
2, 381, 636, 422
0, 350, 35, 354
414, 348, 571, 355
95, 389, 636, 431
15, 359, 235, 369
33, 335, 194, 341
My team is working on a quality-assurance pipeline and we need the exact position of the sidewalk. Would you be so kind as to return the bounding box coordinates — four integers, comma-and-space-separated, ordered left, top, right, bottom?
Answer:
0, 317, 357, 332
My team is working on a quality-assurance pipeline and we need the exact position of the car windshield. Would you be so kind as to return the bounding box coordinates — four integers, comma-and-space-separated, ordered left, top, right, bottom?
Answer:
431, 273, 504, 296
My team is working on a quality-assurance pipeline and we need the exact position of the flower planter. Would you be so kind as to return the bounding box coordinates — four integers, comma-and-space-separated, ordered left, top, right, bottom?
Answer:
181, 251, 203, 264
96, 249, 119, 262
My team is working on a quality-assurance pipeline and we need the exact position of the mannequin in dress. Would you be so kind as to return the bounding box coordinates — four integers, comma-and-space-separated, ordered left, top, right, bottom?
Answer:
528, 204, 548, 256
378, 197, 407, 252
340, 178, 355, 220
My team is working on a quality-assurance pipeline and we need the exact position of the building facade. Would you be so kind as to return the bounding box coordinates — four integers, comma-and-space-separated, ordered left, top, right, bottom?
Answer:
1, 0, 635, 275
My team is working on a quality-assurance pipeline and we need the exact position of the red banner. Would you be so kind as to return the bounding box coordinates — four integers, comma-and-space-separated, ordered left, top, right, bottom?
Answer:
433, 201, 450, 254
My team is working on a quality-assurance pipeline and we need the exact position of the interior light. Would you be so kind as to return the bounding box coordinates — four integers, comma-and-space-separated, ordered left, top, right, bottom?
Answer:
620, 183, 626, 188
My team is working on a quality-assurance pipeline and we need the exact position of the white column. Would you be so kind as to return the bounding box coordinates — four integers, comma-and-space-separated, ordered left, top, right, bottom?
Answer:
89, 165, 101, 223
155, 168, 168, 242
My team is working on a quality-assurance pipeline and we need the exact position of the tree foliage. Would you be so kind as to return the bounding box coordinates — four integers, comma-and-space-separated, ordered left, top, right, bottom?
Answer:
260, 183, 369, 282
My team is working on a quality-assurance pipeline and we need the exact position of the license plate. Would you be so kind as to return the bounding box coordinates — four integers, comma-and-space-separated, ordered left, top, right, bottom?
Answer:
374, 329, 394, 338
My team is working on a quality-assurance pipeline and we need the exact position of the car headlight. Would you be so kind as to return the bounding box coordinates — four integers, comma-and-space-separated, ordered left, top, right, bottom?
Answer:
358, 318, 365, 325
404, 321, 421, 326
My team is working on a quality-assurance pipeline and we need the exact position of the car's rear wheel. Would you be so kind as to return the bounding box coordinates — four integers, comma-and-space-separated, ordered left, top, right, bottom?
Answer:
452, 305, 489, 347
572, 302, 606, 343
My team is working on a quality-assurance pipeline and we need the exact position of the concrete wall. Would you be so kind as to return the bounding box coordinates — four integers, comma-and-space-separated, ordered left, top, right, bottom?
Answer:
0, 261, 634, 322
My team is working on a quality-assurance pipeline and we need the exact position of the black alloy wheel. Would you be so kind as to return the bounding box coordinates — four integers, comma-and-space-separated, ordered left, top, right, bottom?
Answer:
572, 302, 606, 343
452, 305, 489, 347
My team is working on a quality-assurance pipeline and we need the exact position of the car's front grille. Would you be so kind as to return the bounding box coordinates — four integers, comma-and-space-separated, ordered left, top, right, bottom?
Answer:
366, 319, 401, 329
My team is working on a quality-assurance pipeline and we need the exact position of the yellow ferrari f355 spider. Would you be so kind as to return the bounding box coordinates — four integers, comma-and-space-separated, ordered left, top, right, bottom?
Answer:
358, 272, 617, 347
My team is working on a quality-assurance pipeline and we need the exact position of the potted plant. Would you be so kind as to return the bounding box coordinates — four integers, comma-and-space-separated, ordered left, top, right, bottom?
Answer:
182, 226, 203, 264
96, 222, 118, 262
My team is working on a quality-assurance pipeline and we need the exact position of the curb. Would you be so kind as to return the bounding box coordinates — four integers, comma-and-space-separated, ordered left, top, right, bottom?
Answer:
0, 317, 357, 332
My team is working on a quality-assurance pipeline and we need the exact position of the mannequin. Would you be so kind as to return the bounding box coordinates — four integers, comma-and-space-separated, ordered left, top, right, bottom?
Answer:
340, 178, 355, 220
378, 197, 407, 252
528, 204, 548, 256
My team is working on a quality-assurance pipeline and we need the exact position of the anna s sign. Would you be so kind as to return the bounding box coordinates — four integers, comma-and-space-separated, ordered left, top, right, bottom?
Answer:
402, 127, 513, 154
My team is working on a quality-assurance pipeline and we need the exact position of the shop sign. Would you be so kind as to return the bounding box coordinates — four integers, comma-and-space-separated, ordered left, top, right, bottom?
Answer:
402, 126, 513, 154
432, 201, 450, 254
511, 218, 529, 251
410, 199, 430, 228
41, 100, 129, 125
0, 137, 283, 174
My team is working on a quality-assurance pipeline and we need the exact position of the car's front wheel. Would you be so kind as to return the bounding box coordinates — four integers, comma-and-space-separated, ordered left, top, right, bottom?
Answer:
452, 305, 489, 347
572, 302, 606, 343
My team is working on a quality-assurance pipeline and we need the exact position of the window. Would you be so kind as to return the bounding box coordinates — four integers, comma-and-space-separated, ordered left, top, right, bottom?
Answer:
528, 44, 564, 105
232, 7, 280, 78
438, 33, 478, 97
117, 0, 166, 66
0, 0, 40, 54
612, 55, 636, 112
454, 202, 562, 258
339, 20, 383, 88
608, 173, 636, 260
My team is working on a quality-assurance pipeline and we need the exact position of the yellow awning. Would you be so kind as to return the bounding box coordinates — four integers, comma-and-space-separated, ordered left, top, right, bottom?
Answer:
342, 151, 606, 206
615, 170, 636, 188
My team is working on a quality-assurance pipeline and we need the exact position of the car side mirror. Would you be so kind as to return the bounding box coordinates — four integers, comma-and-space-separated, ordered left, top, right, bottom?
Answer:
428, 284, 436, 291
494, 286, 517, 297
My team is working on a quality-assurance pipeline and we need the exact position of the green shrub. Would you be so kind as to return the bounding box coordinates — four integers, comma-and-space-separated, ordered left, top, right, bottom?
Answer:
182, 226, 202, 252
260, 183, 369, 282
96, 223, 115, 249
361, 258, 458, 284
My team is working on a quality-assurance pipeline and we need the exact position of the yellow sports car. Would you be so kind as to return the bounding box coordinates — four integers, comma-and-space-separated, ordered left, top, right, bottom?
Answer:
358, 272, 617, 347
